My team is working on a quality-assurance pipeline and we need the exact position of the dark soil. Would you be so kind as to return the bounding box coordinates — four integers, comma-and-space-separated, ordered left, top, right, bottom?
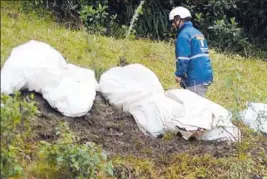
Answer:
24, 91, 239, 161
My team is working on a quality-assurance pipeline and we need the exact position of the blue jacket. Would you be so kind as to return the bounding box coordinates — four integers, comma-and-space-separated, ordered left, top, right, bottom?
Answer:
175, 21, 213, 87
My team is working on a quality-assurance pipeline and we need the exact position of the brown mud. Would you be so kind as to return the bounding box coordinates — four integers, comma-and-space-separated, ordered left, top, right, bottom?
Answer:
24, 91, 239, 161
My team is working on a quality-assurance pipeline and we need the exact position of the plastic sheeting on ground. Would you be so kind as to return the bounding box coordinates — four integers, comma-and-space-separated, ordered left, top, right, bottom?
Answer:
1, 40, 98, 117
99, 64, 241, 142
165, 89, 241, 141
99, 64, 164, 111
239, 102, 267, 134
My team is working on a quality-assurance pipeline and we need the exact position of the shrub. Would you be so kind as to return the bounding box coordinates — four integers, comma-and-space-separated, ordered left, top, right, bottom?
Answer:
207, 17, 249, 52
235, 0, 267, 42
19, 0, 267, 54
39, 122, 114, 179
79, 2, 109, 35
134, 0, 171, 40
1, 92, 38, 178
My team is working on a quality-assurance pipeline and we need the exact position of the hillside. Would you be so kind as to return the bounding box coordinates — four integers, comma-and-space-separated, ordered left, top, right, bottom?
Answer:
1, 2, 267, 179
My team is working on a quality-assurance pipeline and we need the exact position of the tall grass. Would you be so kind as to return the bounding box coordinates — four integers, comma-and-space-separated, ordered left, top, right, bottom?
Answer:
1, 2, 267, 178
1, 2, 266, 111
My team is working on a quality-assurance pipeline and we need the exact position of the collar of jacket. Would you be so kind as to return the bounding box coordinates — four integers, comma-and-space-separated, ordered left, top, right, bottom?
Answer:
177, 21, 193, 35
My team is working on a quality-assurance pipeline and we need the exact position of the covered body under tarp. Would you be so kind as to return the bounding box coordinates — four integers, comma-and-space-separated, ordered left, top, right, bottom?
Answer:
1, 40, 242, 142
1, 40, 99, 117
99, 64, 241, 142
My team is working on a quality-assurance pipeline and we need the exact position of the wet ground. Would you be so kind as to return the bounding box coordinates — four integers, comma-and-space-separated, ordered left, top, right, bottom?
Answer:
26, 91, 238, 161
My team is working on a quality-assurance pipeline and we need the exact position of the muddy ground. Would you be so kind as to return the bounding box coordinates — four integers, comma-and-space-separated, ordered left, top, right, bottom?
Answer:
24, 91, 241, 162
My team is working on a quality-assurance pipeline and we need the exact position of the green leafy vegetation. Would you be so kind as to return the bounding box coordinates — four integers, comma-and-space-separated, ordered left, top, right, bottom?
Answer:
2, 2, 266, 110
1, 92, 38, 178
18, 0, 267, 56
1, 1, 267, 178
38, 122, 114, 179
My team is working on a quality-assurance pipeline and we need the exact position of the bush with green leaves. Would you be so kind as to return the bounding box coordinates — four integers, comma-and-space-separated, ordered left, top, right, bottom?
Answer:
39, 122, 114, 179
134, 0, 171, 40
1, 92, 38, 178
207, 17, 248, 52
120, 0, 247, 48
79, 2, 109, 34
173, 0, 248, 52
235, 0, 267, 43
20, 0, 267, 54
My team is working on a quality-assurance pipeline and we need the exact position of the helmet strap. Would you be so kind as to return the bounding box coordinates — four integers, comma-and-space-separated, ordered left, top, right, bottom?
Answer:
177, 19, 182, 29
174, 16, 182, 29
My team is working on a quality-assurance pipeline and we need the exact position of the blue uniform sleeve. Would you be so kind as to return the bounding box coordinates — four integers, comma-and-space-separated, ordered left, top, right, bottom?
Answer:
175, 35, 191, 78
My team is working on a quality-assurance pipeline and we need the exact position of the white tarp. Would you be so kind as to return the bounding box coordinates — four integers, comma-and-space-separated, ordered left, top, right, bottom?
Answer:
99, 64, 241, 142
165, 89, 241, 141
1, 40, 98, 117
239, 102, 267, 134
99, 64, 164, 111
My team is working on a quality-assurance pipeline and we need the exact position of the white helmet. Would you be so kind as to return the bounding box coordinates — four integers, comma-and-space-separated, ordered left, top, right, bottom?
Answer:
169, 6, 192, 21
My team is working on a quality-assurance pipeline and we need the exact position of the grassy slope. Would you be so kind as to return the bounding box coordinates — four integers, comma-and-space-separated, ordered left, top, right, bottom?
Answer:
1, 3, 267, 111
1, 2, 267, 178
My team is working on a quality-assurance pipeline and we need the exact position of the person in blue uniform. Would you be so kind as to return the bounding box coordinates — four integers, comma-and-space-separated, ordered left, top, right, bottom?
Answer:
169, 6, 213, 97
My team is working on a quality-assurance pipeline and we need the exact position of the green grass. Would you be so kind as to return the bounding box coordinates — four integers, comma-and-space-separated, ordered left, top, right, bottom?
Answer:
1, 2, 267, 179
1, 2, 266, 112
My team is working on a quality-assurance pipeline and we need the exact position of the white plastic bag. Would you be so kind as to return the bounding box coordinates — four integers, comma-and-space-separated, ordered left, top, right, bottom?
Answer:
128, 94, 186, 137
165, 89, 241, 142
1, 40, 67, 94
99, 64, 188, 137
100, 64, 241, 142
1, 40, 98, 117
42, 64, 98, 117
99, 64, 169, 137
239, 102, 267, 134
99, 64, 164, 111
165, 89, 234, 130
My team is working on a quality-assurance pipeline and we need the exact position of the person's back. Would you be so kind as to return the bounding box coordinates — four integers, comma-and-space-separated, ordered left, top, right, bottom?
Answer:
169, 6, 213, 97
176, 21, 213, 88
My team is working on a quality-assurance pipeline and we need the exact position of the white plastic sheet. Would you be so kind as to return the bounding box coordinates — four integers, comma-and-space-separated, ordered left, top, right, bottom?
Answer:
1, 40, 67, 94
42, 64, 98, 117
239, 102, 267, 134
99, 64, 164, 111
99, 64, 241, 142
99, 64, 168, 136
165, 89, 241, 141
1, 40, 98, 117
